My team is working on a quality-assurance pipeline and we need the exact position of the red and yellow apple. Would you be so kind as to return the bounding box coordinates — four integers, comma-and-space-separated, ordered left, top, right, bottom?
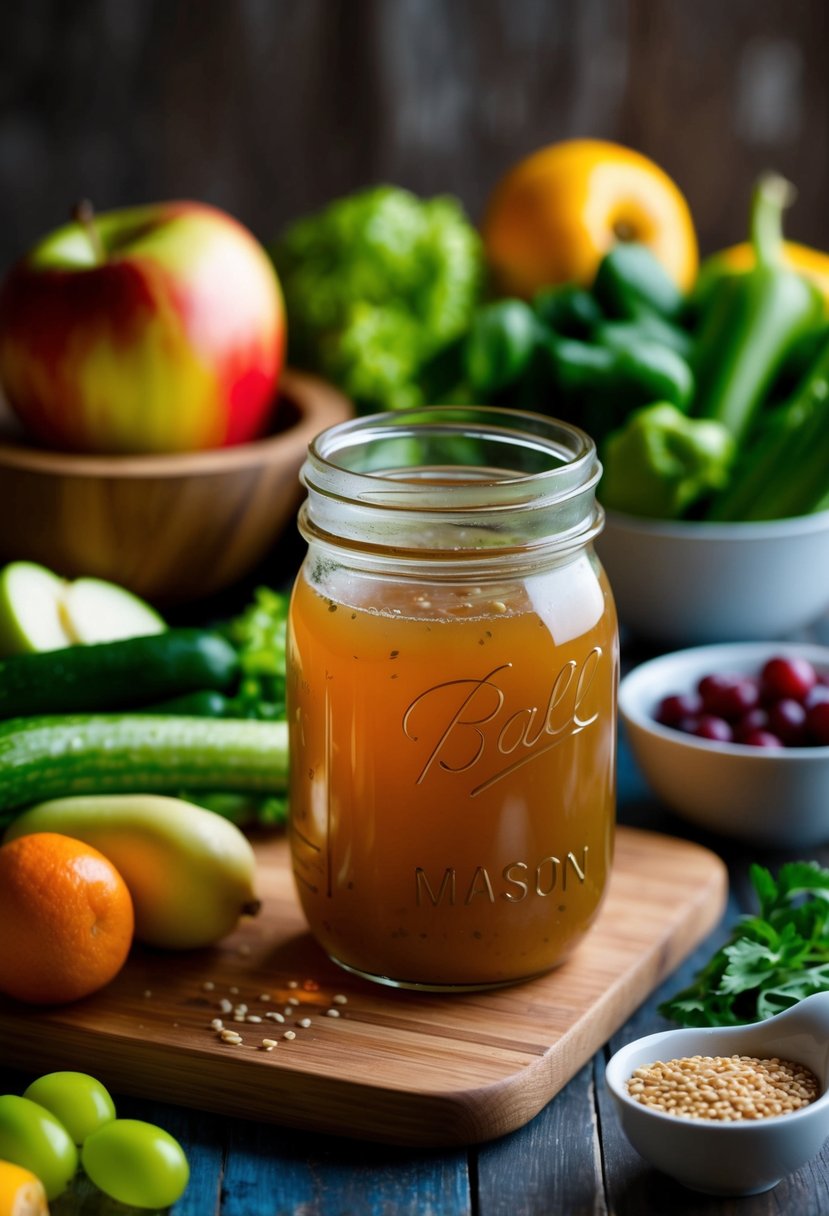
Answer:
0, 201, 286, 453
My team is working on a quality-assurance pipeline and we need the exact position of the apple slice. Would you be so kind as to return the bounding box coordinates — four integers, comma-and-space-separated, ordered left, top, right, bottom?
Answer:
0, 561, 74, 655
61, 577, 166, 645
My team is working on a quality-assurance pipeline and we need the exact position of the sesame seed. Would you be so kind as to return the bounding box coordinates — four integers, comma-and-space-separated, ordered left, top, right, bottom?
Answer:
219, 1029, 243, 1045
259, 993, 272, 1002
287, 997, 300, 1006
246, 1015, 263, 1024
265, 1011, 285, 1023
298, 1018, 312, 1029
202, 981, 215, 992
325, 1008, 341, 1018
260, 1039, 277, 1051
287, 980, 299, 989
229, 986, 239, 995
282, 1030, 297, 1041
210, 1018, 224, 1031
332, 994, 348, 1005
219, 998, 233, 1014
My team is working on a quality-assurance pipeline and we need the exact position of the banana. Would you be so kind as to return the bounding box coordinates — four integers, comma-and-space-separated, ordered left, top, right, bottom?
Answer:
4, 794, 261, 949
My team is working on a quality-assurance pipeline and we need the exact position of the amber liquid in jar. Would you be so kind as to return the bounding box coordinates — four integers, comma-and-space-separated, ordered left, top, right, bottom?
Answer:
288, 407, 618, 990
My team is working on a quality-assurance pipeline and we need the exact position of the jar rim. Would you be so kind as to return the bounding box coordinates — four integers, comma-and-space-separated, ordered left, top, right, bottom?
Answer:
304, 405, 600, 510
299, 405, 604, 564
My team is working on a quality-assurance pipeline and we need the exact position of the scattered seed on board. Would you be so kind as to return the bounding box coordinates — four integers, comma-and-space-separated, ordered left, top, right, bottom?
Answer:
332, 994, 348, 1005
287, 997, 300, 1006
210, 1018, 224, 1031
265, 1011, 285, 1024
626, 1055, 820, 1121
282, 1030, 297, 1041
229, 986, 240, 995
261, 1039, 278, 1051
246, 1015, 263, 1024
287, 980, 299, 989
298, 1018, 312, 1029
219, 998, 233, 1014
219, 1029, 243, 1045
325, 1009, 341, 1018
202, 981, 215, 992
259, 993, 272, 1002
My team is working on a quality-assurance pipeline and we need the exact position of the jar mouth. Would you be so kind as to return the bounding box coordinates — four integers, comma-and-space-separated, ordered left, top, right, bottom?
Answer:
300, 405, 604, 562
304, 405, 600, 511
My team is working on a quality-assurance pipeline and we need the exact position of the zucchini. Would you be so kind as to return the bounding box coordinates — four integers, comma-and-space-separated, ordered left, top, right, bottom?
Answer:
0, 714, 288, 821
0, 628, 238, 720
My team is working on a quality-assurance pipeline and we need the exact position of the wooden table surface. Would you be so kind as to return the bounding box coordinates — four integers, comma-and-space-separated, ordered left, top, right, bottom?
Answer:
3, 621, 829, 1216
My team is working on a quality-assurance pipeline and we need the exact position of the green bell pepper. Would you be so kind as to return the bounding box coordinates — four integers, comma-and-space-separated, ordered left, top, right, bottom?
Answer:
600, 402, 735, 519
692, 174, 824, 443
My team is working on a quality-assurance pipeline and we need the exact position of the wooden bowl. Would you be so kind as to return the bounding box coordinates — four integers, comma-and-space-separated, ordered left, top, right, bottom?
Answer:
0, 370, 352, 604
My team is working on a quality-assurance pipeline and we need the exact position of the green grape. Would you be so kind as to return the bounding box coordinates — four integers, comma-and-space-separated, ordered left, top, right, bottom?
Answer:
23, 1072, 116, 1145
0, 1093, 78, 1200
81, 1118, 189, 1209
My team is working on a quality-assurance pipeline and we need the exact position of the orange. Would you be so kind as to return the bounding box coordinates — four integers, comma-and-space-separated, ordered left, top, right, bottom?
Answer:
0, 832, 134, 1005
482, 138, 698, 297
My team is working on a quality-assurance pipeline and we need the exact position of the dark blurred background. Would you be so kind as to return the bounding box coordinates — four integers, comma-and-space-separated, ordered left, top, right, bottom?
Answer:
1, 0, 827, 269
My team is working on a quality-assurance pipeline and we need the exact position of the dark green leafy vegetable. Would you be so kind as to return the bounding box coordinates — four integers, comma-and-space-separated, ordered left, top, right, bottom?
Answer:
271, 185, 483, 412
661, 861, 829, 1027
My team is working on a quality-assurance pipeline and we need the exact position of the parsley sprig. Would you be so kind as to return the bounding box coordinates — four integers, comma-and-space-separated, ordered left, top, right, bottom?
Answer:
660, 860, 829, 1027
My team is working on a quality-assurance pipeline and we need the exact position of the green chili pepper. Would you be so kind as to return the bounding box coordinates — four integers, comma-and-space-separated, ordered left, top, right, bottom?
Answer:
462, 299, 541, 394
593, 242, 685, 321
547, 335, 694, 444
594, 315, 694, 362
533, 283, 603, 339
692, 175, 824, 444
706, 334, 829, 521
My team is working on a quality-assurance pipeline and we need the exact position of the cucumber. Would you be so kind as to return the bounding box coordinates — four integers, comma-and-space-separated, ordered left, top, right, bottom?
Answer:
0, 714, 288, 819
0, 628, 239, 720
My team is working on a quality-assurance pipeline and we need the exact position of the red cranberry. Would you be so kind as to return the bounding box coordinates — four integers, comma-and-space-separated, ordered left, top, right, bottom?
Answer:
692, 715, 734, 743
761, 656, 818, 703
655, 692, 704, 726
807, 701, 829, 746
804, 684, 829, 710
697, 673, 760, 719
734, 707, 770, 741
740, 729, 786, 749
767, 698, 808, 745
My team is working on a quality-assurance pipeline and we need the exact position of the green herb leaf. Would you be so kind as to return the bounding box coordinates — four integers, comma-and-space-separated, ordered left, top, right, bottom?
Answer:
660, 858, 829, 1027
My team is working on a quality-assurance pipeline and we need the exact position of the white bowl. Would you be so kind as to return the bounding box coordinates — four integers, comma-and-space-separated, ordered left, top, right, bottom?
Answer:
606, 992, 829, 1196
596, 509, 829, 645
619, 641, 829, 846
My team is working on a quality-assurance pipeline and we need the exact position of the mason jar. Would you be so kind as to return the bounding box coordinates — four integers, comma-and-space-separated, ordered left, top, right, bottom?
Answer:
287, 406, 618, 991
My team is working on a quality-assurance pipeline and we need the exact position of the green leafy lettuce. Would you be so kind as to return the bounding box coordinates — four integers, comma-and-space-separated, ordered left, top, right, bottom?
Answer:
271, 185, 483, 412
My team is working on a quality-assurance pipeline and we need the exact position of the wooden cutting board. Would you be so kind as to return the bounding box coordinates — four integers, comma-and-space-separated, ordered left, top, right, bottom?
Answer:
0, 827, 726, 1147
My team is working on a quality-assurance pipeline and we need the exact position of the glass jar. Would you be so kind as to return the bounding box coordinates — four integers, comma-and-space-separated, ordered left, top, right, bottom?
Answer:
287, 406, 618, 991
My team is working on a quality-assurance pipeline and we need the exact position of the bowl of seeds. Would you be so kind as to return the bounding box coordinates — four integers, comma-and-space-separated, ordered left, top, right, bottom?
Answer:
605, 992, 829, 1196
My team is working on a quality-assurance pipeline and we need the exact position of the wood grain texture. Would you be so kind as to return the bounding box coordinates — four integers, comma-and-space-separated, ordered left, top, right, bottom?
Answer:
0, 0, 827, 272
0, 369, 351, 602
0, 826, 727, 1148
